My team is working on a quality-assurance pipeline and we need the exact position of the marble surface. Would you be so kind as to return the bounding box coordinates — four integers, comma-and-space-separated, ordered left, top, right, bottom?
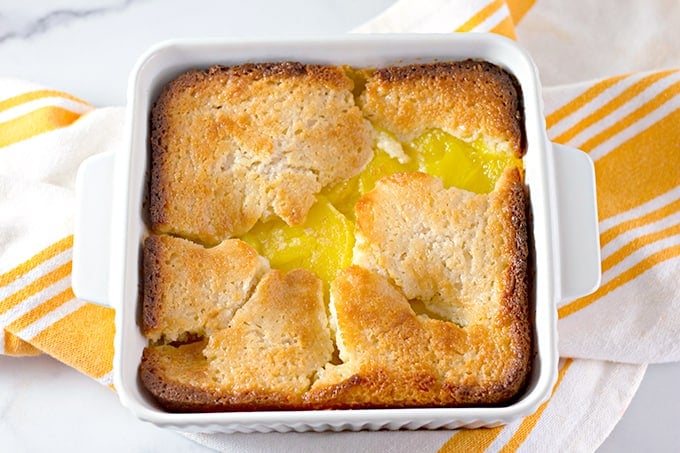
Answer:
0, 0, 396, 106
1, 1, 679, 451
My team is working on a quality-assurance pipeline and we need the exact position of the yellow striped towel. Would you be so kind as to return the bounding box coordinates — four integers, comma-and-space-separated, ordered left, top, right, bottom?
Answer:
0, 78, 122, 386
1, 0, 678, 451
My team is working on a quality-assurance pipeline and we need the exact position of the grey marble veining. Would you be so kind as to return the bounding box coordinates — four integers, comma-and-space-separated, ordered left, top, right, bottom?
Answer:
0, 0, 142, 42
0, 0, 396, 105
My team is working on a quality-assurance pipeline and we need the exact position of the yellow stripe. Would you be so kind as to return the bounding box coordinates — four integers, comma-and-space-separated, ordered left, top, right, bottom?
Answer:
505, 0, 535, 23
5, 288, 75, 332
0, 89, 90, 113
558, 244, 680, 319
3, 332, 42, 356
546, 75, 629, 130
552, 71, 675, 145
0, 261, 71, 315
601, 198, 680, 247
456, 0, 504, 32
498, 359, 574, 452
580, 78, 680, 151
602, 223, 680, 273
0, 236, 73, 287
0, 106, 83, 148
595, 108, 680, 221
30, 303, 115, 380
490, 15, 517, 40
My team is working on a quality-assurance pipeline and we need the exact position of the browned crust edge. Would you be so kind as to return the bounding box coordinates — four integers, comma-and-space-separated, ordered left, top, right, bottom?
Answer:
493, 166, 532, 403
140, 344, 309, 412
141, 235, 163, 337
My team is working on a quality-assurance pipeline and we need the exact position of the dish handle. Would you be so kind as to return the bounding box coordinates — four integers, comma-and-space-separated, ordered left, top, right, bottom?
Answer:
551, 143, 602, 302
72, 152, 114, 307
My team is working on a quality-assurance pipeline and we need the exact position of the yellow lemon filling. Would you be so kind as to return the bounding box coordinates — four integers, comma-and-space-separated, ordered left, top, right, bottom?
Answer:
407, 129, 522, 194
240, 128, 521, 283
240, 196, 355, 285
323, 147, 416, 221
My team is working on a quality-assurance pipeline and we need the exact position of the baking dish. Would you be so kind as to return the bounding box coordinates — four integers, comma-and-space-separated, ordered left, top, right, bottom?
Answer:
72, 34, 600, 433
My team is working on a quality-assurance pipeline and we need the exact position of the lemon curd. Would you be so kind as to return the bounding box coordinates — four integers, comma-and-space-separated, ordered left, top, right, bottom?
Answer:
240, 196, 355, 285
322, 147, 416, 221
240, 128, 522, 284
408, 129, 523, 194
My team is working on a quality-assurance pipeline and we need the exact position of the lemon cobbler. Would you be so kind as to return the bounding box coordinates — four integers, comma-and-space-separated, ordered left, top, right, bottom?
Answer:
140, 61, 531, 412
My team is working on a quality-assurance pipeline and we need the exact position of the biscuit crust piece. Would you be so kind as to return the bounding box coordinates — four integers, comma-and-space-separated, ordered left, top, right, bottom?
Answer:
353, 168, 527, 328
204, 269, 333, 405
306, 264, 529, 408
360, 60, 525, 157
140, 269, 333, 412
150, 62, 373, 245
142, 234, 269, 343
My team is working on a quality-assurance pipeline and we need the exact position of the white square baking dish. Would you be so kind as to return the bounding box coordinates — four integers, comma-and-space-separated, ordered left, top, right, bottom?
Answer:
72, 34, 600, 433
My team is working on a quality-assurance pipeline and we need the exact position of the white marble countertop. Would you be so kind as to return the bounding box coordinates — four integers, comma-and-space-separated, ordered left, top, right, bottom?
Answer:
1, 1, 679, 451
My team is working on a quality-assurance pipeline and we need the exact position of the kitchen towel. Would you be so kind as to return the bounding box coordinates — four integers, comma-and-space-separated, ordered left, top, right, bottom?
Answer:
1, 0, 678, 451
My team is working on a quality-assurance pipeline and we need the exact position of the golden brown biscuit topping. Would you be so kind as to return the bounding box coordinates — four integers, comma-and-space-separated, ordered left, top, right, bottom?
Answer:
141, 61, 531, 412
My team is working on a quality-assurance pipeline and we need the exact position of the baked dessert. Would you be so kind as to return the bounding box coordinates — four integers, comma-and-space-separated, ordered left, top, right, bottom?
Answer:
142, 234, 269, 343
141, 60, 532, 412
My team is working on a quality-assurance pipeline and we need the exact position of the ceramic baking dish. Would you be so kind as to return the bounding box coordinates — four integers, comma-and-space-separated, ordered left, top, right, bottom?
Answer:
72, 34, 600, 433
